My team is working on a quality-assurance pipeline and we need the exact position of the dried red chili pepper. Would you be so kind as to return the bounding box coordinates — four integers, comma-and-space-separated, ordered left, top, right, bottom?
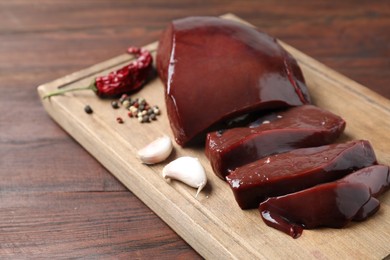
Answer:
43, 47, 154, 99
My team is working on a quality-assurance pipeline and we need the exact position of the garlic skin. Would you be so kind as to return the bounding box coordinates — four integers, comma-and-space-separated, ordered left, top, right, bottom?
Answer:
137, 135, 173, 164
162, 156, 207, 198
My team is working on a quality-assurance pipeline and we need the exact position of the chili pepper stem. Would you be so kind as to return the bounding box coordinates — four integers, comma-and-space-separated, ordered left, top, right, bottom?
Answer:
43, 81, 97, 99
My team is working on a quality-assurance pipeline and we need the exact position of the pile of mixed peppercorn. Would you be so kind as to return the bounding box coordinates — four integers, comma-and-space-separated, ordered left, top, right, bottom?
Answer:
112, 94, 161, 123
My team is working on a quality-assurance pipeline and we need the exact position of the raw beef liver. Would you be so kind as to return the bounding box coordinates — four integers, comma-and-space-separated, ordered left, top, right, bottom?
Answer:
156, 16, 311, 146
343, 165, 390, 198
226, 140, 377, 209
206, 105, 346, 179
258, 165, 390, 238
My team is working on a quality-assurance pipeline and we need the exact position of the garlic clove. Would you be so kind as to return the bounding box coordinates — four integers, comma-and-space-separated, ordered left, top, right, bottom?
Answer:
162, 156, 207, 198
137, 135, 173, 164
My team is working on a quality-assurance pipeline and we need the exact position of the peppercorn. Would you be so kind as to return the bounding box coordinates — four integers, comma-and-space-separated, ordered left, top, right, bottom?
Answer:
139, 98, 146, 105
153, 106, 160, 115
84, 105, 93, 114
119, 94, 129, 104
142, 115, 150, 123
114, 95, 161, 124
116, 117, 124, 124
122, 100, 131, 109
111, 101, 120, 109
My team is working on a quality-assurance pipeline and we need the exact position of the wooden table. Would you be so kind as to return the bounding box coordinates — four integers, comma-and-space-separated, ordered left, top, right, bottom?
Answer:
1, 1, 389, 258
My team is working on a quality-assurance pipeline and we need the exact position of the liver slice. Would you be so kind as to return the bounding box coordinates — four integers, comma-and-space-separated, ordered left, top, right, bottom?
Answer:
258, 165, 390, 238
226, 140, 377, 209
342, 165, 390, 198
206, 105, 346, 179
156, 16, 311, 146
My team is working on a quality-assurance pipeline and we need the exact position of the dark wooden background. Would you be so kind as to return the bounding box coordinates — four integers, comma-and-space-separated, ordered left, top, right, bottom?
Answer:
1, 0, 389, 258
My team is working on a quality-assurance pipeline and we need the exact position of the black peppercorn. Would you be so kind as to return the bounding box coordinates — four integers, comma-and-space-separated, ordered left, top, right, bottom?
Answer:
111, 101, 120, 109
84, 105, 93, 114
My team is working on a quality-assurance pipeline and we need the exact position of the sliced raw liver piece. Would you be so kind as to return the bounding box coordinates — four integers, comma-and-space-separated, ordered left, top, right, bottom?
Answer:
343, 165, 390, 198
344, 165, 390, 221
258, 165, 390, 238
156, 16, 311, 146
226, 140, 377, 209
206, 105, 346, 179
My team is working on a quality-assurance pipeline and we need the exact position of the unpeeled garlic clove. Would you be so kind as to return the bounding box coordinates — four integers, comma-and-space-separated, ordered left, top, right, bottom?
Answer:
162, 156, 207, 198
137, 135, 173, 164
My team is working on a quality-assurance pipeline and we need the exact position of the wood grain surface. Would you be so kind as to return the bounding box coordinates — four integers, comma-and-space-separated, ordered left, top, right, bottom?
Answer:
1, 1, 389, 259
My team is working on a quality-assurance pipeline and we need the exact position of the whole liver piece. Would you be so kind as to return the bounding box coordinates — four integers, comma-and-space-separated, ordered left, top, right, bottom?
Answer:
206, 105, 346, 179
156, 16, 311, 146
226, 140, 377, 209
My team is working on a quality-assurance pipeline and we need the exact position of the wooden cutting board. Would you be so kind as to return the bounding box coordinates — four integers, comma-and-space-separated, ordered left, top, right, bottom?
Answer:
37, 14, 390, 259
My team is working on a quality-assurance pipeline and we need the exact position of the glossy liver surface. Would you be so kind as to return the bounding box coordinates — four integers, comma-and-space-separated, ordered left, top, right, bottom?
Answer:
259, 165, 390, 238
226, 140, 377, 209
156, 16, 311, 146
206, 105, 346, 179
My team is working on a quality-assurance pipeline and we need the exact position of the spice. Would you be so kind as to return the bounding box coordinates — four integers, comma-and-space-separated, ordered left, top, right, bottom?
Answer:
111, 101, 120, 109
43, 47, 154, 99
84, 105, 93, 114
122, 100, 131, 108
116, 117, 124, 124
119, 97, 161, 123
142, 115, 150, 123
119, 94, 129, 104
111, 95, 161, 124
139, 98, 146, 105
153, 106, 160, 115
